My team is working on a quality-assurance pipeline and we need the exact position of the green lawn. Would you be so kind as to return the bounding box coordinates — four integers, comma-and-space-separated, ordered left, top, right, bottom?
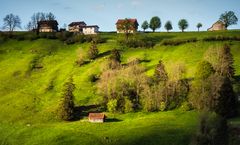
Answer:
0, 31, 240, 145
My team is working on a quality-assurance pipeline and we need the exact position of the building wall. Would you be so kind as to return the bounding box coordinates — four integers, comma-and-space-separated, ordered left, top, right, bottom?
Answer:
69, 26, 82, 32
39, 27, 55, 32
83, 27, 99, 35
89, 119, 104, 123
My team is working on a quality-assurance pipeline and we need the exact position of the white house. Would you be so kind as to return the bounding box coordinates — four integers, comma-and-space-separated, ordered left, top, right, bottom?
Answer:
83, 25, 99, 35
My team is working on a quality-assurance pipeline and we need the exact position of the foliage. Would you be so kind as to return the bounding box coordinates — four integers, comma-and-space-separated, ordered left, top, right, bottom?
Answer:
107, 99, 118, 113
195, 61, 214, 79
178, 19, 189, 32
58, 77, 75, 121
154, 60, 168, 83
87, 43, 99, 60
190, 112, 228, 145
141, 20, 149, 32
164, 21, 173, 32
149, 16, 161, 32
124, 98, 134, 113
219, 11, 238, 28
161, 38, 197, 46
196, 23, 202, 32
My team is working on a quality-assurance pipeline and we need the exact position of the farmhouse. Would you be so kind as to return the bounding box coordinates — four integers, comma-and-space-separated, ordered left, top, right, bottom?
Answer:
208, 21, 226, 31
88, 113, 106, 123
38, 20, 58, 32
83, 25, 99, 35
68, 21, 87, 32
116, 19, 139, 33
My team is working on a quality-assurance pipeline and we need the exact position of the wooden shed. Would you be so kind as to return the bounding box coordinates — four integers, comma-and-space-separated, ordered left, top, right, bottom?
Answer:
88, 113, 106, 123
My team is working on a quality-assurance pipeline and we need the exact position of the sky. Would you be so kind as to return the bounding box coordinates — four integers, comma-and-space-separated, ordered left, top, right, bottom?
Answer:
0, 0, 240, 32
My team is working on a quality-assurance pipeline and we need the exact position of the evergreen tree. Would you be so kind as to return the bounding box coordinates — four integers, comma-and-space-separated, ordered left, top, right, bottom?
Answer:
58, 77, 75, 121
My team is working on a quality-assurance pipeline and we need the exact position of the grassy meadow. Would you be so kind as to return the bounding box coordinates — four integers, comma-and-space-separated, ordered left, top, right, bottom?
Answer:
0, 30, 240, 145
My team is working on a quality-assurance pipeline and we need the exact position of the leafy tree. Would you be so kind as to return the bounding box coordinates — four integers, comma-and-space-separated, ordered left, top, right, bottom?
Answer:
178, 19, 188, 32
107, 99, 118, 113
58, 77, 75, 121
154, 60, 168, 83
87, 43, 99, 60
2, 13, 21, 32
195, 61, 215, 79
149, 16, 161, 32
219, 11, 238, 29
141, 20, 149, 32
164, 21, 173, 32
197, 23, 202, 32
124, 98, 133, 113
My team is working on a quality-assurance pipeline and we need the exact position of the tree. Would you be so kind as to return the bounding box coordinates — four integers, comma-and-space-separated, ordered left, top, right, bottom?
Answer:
219, 11, 238, 29
58, 77, 75, 121
46, 12, 56, 20
178, 19, 188, 32
195, 61, 214, 79
149, 16, 161, 32
107, 99, 118, 113
26, 21, 33, 31
164, 21, 173, 32
2, 13, 21, 32
108, 49, 121, 69
141, 20, 149, 32
87, 43, 99, 60
216, 44, 235, 78
190, 112, 228, 145
197, 23, 202, 32
154, 60, 168, 82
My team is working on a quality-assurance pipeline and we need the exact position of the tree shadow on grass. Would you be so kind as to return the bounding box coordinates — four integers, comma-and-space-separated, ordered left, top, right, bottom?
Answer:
96, 50, 111, 59
105, 118, 122, 123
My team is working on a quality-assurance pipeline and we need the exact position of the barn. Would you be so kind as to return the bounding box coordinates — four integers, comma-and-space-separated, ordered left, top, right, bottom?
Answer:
88, 113, 106, 123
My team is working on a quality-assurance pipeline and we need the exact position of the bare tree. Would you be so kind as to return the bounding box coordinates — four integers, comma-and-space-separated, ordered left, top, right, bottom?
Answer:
2, 13, 21, 32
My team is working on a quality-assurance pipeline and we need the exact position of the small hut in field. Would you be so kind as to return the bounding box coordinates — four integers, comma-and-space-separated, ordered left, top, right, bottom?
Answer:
88, 113, 106, 123
208, 21, 226, 31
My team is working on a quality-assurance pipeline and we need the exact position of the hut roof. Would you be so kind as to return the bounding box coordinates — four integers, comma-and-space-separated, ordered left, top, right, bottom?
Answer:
88, 113, 105, 120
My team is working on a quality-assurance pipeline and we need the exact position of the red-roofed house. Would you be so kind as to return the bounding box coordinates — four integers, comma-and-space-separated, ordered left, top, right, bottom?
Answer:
88, 113, 106, 123
116, 19, 139, 33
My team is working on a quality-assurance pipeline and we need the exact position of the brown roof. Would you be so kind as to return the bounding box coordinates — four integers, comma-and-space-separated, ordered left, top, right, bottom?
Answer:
68, 21, 86, 27
88, 113, 105, 119
116, 19, 138, 25
38, 20, 58, 25
83, 25, 99, 28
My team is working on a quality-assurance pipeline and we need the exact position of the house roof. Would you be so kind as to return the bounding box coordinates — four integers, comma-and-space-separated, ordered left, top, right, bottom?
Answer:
116, 19, 138, 25
68, 21, 86, 27
83, 25, 99, 28
88, 113, 105, 120
38, 20, 58, 25
207, 20, 225, 30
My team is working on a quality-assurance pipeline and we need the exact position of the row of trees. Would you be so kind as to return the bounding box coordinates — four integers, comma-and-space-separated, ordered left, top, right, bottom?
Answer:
141, 11, 238, 32
141, 17, 191, 32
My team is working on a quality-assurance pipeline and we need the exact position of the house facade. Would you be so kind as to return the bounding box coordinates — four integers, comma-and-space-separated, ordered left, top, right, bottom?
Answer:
83, 25, 99, 35
38, 20, 58, 32
116, 19, 139, 33
208, 21, 226, 31
88, 113, 105, 123
68, 21, 86, 32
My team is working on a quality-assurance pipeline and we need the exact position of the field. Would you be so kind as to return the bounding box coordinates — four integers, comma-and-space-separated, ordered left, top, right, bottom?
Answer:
0, 30, 240, 145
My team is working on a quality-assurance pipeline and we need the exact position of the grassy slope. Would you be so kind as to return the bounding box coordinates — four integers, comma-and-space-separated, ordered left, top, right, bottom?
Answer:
0, 31, 240, 145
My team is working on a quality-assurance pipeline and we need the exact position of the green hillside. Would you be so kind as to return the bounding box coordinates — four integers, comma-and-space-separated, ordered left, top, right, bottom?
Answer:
0, 31, 240, 145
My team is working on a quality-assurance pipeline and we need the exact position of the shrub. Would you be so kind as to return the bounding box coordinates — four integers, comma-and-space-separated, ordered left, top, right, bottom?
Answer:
124, 98, 134, 113
161, 38, 197, 46
107, 99, 117, 113
195, 61, 215, 79
87, 43, 99, 60
180, 101, 192, 111
159, 102, 166, 111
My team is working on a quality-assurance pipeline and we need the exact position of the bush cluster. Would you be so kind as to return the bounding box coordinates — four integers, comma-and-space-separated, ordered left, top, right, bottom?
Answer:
161, 37, 197, 46
202, 35, 240, 42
